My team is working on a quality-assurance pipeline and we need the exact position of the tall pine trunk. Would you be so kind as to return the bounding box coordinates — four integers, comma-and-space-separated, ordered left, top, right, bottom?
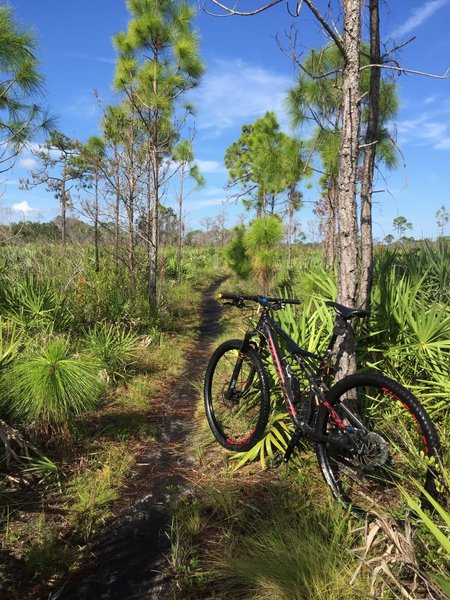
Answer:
358, 0, 380, 310
114, 147, 121, 274
177, 163, 185, 283
94, 168, 100, 273
148, 146, 159, 312
323, 177, 337, 271
335, 0, 362, 377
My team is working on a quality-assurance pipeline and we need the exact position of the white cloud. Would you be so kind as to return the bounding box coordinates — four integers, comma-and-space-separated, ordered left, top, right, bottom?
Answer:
187, 197, 226, 210
192, 58, 291, 134
11, 201, 36, 214
62, 51, 115, 65
64, 94, 99, 118
397, 114, 450, 148
435, 137, 450, 150
196, 159, 224, 173
392, 0, 450, 38
19, 157, 37, 169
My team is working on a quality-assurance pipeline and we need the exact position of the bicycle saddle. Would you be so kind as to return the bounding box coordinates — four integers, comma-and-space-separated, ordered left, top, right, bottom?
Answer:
325, 301, 370, 321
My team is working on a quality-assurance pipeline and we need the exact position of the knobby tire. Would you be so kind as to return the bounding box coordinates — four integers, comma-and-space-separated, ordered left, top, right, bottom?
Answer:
204, 339, 270, 452
315, 372, 440, 515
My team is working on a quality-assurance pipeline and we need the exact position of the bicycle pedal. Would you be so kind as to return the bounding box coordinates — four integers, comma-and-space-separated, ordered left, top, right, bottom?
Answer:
270, 452, 286, 469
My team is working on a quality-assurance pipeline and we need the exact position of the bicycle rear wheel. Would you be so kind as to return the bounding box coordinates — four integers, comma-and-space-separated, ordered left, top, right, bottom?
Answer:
204, 339, 270, 452
316, 372, 441, 516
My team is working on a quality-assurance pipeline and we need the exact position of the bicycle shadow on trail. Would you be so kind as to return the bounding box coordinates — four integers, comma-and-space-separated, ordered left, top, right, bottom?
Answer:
53, 278, 225, 600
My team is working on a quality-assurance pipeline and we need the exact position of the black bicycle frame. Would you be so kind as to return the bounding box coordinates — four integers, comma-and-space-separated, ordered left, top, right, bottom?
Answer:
229, 307, 325, 428
232, 306, 358, 458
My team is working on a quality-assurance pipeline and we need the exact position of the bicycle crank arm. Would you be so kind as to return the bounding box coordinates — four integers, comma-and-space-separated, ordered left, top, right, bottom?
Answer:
307, 429, 356, 450
280, 427, 355, 465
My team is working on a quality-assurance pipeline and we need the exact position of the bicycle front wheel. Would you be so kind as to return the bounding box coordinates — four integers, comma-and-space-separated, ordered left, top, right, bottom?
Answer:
316, 372, 440, 516
204, 339, 270, 452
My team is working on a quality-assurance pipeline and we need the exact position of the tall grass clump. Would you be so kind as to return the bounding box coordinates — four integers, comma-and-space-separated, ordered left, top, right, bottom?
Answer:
85, 322, 140, 382
174, 482, 368, 600
0, 273, 71, 333
0, 318, 22, 371
0, 338, 103, 437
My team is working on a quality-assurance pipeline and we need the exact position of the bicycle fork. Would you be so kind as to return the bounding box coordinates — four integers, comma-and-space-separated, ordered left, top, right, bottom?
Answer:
224, 332, 255, 401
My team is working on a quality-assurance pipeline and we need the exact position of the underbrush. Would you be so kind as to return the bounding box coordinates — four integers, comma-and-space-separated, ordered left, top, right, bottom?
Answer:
0, 242, 223, 597
177, 250, 450, 600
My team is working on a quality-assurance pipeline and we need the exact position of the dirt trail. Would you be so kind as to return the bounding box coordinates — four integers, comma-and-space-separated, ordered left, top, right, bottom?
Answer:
55, 279, 223, 600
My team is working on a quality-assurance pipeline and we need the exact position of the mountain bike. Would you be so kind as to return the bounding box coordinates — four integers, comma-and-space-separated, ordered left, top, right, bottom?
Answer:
203, 293, 441, 515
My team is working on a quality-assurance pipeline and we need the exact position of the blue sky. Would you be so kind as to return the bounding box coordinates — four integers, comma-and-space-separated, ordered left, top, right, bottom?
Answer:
2, 0, 450, 240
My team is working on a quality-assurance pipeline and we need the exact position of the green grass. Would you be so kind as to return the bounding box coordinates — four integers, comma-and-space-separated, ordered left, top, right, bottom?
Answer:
169, 476, 369, 599
66, 443, 134, 540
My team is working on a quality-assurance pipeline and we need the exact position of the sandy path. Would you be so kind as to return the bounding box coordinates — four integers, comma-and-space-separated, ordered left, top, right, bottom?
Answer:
55, 280, 223, 600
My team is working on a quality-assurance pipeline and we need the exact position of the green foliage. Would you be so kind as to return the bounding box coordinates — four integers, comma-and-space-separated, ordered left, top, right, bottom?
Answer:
230, 412, 293, 470
244, 216, 284, 250
244, 216, 284, 293
368, 247, 450, 419
1, 338, 103, 433
1, 273, 70, 333
225, 226, 251, 280
225, 111, 308, 216
67, 444, 133, 539
402, 478, 450, 596
0, 318, 22, 371
175, 481, 367, 600
18, 513, 79, 579
0, 6, 54, 169
287, 41, 399, 178
85, 322, 140, 381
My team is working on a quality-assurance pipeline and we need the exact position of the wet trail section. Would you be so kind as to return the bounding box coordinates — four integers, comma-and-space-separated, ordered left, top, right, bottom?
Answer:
55, 280, 223, 600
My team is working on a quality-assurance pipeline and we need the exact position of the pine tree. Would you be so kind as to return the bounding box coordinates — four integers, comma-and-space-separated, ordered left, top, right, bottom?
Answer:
113, 0, 204, 310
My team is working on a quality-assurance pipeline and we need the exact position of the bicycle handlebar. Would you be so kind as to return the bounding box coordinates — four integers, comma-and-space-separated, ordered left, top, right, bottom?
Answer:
218, 292, 301, 306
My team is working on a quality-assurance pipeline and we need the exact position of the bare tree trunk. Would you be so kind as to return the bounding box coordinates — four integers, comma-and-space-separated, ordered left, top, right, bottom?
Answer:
335, 0, 362, 377
287, 184, 296, 266
127, 174, 136, 295
323, 178, 337, 271
148, 147, 159, 311
146, 153, 153, 287
358, 0, 380, 310
60, 168, 67, 246
94, 168, 100, 273
114, 147, 120, 273
177, 163, 185, 283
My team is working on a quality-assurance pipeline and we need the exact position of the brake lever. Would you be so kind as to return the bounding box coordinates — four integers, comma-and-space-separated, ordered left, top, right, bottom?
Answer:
222, 300, 246, 308
272, 301, 284, 311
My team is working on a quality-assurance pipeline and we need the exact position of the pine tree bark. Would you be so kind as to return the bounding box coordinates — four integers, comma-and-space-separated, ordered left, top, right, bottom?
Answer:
148, 146, 159, 312
324, 178, 337, 271
335, 0, 362, 377
94, 168, 100, 273
358, 0, 380, 310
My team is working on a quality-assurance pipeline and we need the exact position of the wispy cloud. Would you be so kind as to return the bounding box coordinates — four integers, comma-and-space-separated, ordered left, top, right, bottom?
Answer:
397, 112, 450, 149
187, 197, 227, 211
61, 51, 115, 65
19, 157, 37, 170
392, 0, 450, 38
192, 58, 291, 134
64, 94, 100, 118
196, 159, 224, 174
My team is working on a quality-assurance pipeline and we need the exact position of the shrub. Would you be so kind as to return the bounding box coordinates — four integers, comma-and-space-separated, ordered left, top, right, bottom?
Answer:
1, 338, 103, 436
85, 322, 140, 382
